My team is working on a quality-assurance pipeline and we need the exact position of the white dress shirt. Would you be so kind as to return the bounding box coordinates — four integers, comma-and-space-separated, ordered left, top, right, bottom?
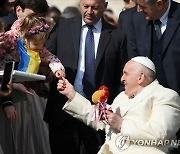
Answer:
158, 0, 171, 34
74, 19, 102, 96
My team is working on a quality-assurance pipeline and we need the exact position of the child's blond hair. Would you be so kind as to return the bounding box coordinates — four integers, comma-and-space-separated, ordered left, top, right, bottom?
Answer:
20, 13, 52, 42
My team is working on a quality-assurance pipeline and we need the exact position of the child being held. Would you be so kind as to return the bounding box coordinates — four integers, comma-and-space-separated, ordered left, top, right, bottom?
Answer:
0, 14, 65, 118
0, 13, 65, 78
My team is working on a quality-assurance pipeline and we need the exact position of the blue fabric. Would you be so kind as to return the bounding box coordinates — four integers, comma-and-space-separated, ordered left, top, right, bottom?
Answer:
82, 25, 95, 98
17, 37, 30, 72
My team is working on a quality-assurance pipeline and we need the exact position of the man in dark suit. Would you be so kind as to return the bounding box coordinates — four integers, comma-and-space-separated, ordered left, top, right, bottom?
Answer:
118, 7, 137, 57
128, 0, 180, 95
118, 7, 136, 31
43, 0, 127, 153
123, 0, 136, 10
128, 1, 180, 152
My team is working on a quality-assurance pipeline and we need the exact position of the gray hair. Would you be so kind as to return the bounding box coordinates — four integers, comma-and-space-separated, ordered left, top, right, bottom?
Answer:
62, 7, 81, 19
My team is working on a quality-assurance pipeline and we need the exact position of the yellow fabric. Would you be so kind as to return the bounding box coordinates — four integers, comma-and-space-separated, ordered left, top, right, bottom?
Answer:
25, 46, 41, 74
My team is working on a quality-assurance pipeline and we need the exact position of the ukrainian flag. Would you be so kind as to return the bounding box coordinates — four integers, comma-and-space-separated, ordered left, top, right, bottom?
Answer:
17, 37, 41, 74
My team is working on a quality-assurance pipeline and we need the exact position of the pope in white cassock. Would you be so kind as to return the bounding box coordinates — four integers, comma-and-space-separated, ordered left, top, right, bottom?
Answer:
57, 56, 180, 154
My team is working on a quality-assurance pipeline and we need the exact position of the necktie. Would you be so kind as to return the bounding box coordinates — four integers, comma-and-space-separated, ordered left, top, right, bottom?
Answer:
154, 19, 162, 40
83, 25, 95, 98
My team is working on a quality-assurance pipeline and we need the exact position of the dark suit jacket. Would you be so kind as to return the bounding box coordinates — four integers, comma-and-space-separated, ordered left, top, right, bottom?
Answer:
117, 7, 137, 34
128, 1, 180, 95
2, 12, 17, 31
43, 17, 127, 126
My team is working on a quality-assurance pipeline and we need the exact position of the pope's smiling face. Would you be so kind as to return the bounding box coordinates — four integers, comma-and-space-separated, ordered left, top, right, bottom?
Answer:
121, 60, 142, 98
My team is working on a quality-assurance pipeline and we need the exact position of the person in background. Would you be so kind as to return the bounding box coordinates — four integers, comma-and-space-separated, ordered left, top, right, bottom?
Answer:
0, 81, 12, 154
0, 13, 65, 120
128, 0, 180, 152
0, 0, 14, 17
47, 6, 62, 24
128, 0, 180, 95
44, 0, 127, 153
117, 1, 137, 73
118, 0, 137, 31
0, 15, 17, 124
3, 0, 16, 14
123, 0, 136, 11
0, 0, 7, 17
1, 0, 17, 31
103, 9, 118, 27
61, 6, 81, 19
57, 56, 180, 154
0, 19, 11, 154
0, 0, 53, 154
0, 5, 11, 154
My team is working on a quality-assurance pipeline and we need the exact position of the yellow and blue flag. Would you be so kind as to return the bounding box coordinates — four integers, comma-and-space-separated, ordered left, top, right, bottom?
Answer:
17, 37, 41, 74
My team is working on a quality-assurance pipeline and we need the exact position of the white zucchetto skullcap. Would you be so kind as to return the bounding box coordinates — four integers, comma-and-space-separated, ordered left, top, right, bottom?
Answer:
131, 56, 156, 73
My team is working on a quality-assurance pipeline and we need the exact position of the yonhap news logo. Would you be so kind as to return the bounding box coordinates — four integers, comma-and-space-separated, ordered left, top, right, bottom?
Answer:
115, 135, 180, 151
115, 136, 131, 151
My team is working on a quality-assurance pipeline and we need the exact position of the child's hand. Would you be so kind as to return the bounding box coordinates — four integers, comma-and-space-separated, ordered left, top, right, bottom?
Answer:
55, 69, 66, 79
